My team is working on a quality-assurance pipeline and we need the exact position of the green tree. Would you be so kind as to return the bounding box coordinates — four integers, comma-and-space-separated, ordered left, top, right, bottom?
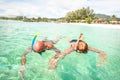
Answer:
85, 17, 92, 24
42, 17, 48, 22
65, 7, 95, 22
15, 16, 24, 20
65, 11, 73, 22
37, 17, 42, 22
111, 15, 116, 21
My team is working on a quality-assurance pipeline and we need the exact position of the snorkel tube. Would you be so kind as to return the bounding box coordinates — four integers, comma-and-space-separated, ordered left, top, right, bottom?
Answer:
75, 33, 83, 50
31, 33, 39, 52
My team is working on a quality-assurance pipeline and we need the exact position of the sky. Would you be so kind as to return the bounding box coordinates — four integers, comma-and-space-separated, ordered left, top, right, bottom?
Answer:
0, 0, 120, 18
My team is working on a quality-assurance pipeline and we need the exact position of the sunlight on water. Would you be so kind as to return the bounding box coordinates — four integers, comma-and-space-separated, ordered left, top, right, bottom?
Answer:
0, 20, 120, 80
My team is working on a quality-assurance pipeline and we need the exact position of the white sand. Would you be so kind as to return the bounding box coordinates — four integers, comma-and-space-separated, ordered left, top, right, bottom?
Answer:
77, 23, 120, 29
66, 22, 120, 29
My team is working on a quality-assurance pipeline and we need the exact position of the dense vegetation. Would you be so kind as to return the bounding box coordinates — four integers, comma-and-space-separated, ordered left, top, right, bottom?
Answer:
65, 7, 95, 23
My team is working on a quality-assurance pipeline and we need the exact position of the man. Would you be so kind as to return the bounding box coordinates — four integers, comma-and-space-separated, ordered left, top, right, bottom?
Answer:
49, 33, 107, 69
19, 36, 62, 80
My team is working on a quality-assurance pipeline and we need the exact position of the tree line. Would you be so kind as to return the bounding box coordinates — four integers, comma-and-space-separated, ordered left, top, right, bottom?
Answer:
0, 7, 118, 24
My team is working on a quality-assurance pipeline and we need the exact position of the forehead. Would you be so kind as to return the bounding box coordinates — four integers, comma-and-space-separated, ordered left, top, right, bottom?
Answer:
78, 42, 86, 46
79, 41, 85, 44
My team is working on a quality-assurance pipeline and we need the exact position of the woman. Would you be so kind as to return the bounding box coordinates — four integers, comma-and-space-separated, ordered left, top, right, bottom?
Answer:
49, 33, 107, 69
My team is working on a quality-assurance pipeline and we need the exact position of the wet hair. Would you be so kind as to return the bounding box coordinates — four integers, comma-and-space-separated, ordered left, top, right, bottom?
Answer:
76, 41, 88, 53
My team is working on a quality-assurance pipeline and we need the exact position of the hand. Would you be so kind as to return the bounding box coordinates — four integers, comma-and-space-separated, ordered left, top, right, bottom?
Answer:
48, 58, 58, 70
18, 65, 26, 76
18, 65, 26, 80
96, 53, 107, 66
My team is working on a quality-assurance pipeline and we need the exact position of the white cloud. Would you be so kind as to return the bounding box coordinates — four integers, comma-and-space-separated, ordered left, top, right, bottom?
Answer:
39, 0, 88, 18
88, 0, 120, 16
0, 2, 41, 17
0, 0, 120, 18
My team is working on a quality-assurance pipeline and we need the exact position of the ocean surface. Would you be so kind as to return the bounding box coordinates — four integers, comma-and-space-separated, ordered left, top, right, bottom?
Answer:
0, 20, 120, 80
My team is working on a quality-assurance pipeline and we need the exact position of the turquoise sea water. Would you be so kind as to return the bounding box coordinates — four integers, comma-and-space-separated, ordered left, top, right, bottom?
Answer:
0, 20, 120, 80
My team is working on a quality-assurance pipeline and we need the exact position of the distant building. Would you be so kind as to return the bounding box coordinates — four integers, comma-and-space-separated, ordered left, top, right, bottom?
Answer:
92, 18, 108, 24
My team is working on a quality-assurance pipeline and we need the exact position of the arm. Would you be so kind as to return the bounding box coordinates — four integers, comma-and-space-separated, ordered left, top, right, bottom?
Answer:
52, 36, 62, 44
48, 47, 74, 69
42, 37, 47, 41
21, 46, 32, 65
88, 46, 107, 66
52, 47, 61, 53
19, 46, 32, 80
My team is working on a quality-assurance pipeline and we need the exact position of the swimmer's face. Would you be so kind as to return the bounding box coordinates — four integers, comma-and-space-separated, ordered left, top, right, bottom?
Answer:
77, 41, 88, 53
78, 42, 86, 50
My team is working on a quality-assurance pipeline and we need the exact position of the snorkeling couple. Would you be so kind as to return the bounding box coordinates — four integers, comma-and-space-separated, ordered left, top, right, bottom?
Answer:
19, 33, 107, 79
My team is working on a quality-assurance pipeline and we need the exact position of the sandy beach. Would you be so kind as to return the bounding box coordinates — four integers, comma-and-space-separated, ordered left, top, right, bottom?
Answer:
62, 22, 120, 29
77, 23, 120, 29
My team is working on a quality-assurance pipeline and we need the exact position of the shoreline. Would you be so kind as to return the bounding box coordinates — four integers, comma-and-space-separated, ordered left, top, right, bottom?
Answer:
68, 23, 120, 29
0, 20, 120, 29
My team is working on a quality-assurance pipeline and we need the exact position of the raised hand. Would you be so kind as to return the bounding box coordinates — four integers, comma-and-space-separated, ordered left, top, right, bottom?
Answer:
18, 65, 26, 80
